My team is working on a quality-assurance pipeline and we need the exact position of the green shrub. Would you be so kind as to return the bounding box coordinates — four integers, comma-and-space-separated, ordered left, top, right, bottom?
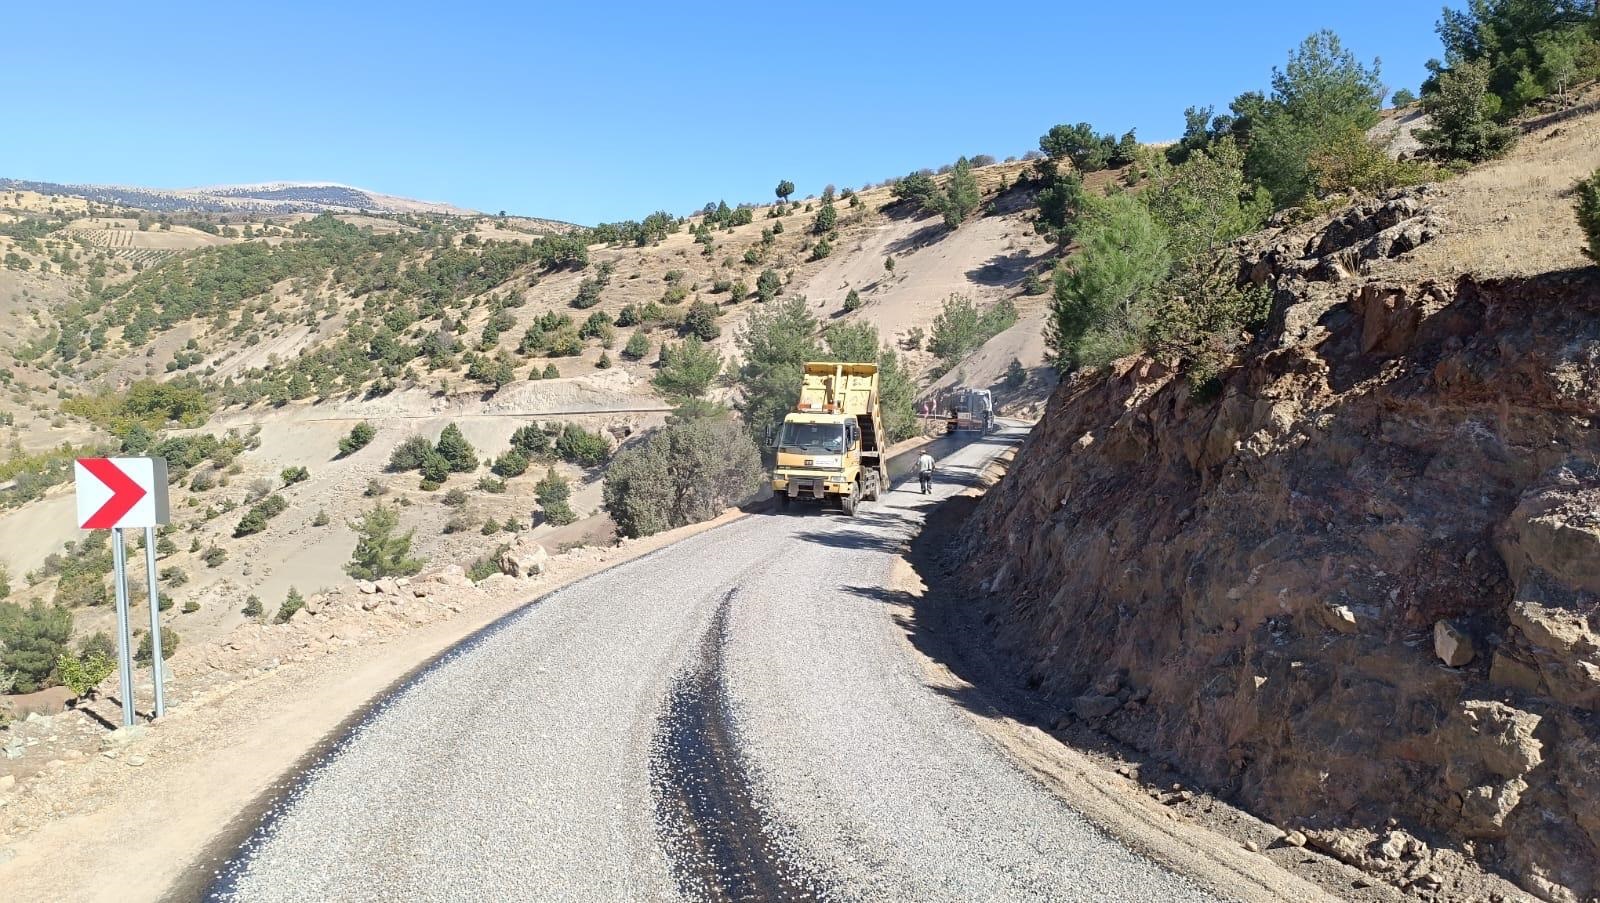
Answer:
536, 468, 577, 525
1416, 58, 1517, 165
242, 594, 263, 618
443, 487, 470, 506
603, 417, 763, 538
555, 424, 610, 467
312, 508, 331, 526
275, 587, 305, 623
234, 494, 288, 537
345, 504, 423, 580
467, 546, 506, 582
203, 546, 228, 567
842, 289, 863, 312
281, 465, 309, 485
337, 421, 376, 457
542, 363, 560, 379
182, 599, 200, 614
493, 447, 530, 477
160, 565, 189, 586
510, 424, 551, 456
481, 517, 500, 535
134, 628, 178, 665
653, 337, 722, 399
622, 331, 651, 361
0, 601, 72, 692
55, 570, 108, 607
478, 476, 508, 493
434, 423, 478, 473
681, 301, 721, 341
388, 435, 435, 472
1577, 169, 1600, 264
57, 649, 114, 698
756, 268, 782, 302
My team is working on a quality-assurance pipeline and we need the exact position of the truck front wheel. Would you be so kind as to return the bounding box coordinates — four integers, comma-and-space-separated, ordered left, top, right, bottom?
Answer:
841, 481, 860, 517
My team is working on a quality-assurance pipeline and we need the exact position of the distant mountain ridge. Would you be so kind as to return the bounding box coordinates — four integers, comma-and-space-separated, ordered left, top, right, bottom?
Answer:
0, 177, 481, 216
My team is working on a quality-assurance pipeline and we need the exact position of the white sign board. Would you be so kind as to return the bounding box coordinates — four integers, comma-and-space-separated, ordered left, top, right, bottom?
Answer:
74, 457, 170, 529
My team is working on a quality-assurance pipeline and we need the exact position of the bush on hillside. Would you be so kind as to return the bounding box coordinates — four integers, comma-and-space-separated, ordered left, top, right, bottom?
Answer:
510, 424, 551, 456
622, 331, 651, 361
134, 628, 178, 664
337, 421, 376, 458
653, 337, 722, 399
281, 465, 309, 486
434, 424, 478, 473
0, 601, 72, 693
58, 649, 114, 698
681, 301, 721, 341
275, 587, 305, 624
492, 447, 530, 477
345, 504, 423, 580
388, 435, 435, 472
603, 416, 763, 538
234, 494, 288, 538
1417, 59, 1517, 164
555, 424, 610, 467
535, 468, 577, 525
1577, 169, 1600, 264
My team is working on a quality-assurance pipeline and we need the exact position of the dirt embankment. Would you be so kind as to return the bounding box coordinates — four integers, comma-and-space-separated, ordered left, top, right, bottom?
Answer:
955, 188, 1600, 902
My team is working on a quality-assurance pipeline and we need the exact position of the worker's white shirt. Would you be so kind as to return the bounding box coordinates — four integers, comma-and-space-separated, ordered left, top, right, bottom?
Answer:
917, 455, 935, 473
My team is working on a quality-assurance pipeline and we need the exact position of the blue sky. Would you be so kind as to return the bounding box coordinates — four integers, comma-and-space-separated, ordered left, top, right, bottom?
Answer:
0, 2, 1447, 224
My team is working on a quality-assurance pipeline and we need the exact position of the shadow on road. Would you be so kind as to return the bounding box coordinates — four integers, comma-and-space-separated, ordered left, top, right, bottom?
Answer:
832, 453, 1213, 816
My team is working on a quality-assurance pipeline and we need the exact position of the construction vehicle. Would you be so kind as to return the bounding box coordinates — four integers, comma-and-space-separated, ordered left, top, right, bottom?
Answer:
945, 387, 994, 433
771, 362, 886, 516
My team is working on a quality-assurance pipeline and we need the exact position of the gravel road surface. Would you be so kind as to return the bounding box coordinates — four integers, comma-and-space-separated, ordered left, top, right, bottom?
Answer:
210, 426, 1219, 902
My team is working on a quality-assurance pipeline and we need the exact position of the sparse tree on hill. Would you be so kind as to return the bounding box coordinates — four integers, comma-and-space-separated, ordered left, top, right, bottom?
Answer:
775, 180, 795, 203
536, 468, 577, 525
434, 423, 478, 473
345, 504, 423, 580
1417, 59, 1516, 163
654, 337, 722, 399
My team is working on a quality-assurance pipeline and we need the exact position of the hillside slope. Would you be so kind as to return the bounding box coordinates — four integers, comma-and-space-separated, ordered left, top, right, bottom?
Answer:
0, 163, 1052, 659
954, 100, 1600, 901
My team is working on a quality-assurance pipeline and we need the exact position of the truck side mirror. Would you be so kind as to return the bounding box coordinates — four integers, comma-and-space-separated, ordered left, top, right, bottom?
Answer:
763, 425, 776, 449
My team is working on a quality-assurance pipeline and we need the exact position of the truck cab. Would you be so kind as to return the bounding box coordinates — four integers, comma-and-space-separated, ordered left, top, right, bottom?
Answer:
771, 362, 886, 515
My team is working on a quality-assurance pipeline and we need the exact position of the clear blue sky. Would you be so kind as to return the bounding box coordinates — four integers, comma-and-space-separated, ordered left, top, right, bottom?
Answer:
0, 1, 1446, 225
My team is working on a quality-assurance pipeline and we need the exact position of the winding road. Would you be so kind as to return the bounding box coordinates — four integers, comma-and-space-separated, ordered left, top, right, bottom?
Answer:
207, 426, 1217, 902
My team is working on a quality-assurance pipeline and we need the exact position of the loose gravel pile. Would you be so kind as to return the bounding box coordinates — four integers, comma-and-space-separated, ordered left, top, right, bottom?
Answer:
213, 427, 1217, 902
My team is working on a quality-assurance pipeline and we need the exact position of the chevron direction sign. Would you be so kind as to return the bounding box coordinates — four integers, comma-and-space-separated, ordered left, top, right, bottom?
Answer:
74, 457, 170, 529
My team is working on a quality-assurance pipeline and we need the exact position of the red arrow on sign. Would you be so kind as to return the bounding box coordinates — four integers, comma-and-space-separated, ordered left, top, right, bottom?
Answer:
77, 458, 148, 529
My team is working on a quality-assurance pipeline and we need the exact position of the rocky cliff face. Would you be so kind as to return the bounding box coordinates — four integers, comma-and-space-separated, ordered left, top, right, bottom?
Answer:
958, 191, 1600, 901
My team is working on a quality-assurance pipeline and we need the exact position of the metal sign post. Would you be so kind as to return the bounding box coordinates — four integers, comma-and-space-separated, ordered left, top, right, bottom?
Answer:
144, 525, 166, 717
109, 527, 136, 727
74, 457, 170, 725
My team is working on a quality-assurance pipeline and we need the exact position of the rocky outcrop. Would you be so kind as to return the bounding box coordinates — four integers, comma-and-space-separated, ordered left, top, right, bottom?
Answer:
957, 195, 1600, 900
499, 537, 549, 578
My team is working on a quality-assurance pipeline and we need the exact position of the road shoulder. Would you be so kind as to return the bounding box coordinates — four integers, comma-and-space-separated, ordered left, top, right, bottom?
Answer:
884, 449, 1408, 903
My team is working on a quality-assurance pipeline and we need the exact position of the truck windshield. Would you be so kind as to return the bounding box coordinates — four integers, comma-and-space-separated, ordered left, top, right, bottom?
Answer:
780, 422, 844, 452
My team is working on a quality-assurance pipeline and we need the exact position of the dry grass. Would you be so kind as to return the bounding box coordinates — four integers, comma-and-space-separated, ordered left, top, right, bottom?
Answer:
1392, 85, 1600, 280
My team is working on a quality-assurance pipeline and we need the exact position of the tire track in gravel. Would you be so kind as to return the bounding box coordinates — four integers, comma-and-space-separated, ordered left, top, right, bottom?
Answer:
651, 588, 820, 903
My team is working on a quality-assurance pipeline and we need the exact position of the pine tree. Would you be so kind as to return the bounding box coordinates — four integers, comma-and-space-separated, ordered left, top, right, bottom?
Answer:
434, 423, 478, 473
345, 505, 423, 580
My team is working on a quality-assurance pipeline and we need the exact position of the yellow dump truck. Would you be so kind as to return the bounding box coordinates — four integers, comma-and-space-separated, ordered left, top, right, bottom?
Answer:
771, 361, 887, 515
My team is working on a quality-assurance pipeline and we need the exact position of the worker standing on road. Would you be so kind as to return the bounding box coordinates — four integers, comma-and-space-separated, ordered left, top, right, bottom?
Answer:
916, 451, 936, 495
